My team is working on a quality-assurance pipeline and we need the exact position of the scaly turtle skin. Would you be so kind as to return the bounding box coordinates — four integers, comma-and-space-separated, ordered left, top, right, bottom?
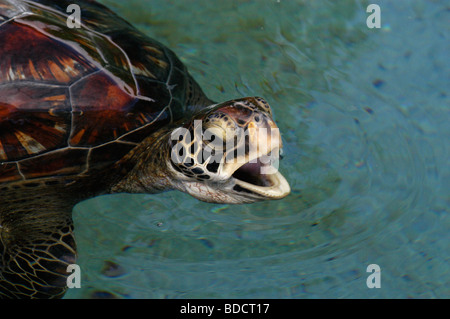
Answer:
0, 0, 290, 298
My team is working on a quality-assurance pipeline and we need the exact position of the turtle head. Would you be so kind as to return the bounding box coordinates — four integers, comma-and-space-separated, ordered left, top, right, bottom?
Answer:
168, 97, 290, 204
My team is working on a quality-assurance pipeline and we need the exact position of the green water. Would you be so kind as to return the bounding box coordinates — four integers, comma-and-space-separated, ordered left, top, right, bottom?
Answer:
65, 0, 449, 298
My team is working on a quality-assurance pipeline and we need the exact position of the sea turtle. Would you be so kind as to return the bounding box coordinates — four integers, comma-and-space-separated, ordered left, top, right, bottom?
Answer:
0, 0, 290, 298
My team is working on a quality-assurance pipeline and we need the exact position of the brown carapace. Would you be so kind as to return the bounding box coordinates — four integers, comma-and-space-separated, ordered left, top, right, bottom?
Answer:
0, 0, 209, 181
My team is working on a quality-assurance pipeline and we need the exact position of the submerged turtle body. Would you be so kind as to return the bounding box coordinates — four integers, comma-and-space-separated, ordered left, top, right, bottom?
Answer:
0, 0, 290, 298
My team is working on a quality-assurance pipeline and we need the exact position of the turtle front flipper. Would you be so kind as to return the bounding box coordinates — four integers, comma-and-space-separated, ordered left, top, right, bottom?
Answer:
0, 194, 76, 299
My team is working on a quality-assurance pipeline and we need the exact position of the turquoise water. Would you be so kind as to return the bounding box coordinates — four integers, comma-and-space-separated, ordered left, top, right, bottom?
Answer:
65, 0, 449, 298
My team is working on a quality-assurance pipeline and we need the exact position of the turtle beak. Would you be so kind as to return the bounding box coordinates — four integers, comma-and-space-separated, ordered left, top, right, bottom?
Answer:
231, 150, 291, 199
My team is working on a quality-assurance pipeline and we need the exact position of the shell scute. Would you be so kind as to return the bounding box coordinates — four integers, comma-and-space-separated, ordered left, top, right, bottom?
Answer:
0, 83, 70, 161
0, 21, 97, 84
69, 71, 137, 147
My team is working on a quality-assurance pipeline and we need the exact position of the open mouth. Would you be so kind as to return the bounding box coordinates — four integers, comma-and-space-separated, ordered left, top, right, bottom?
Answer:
231, 154, 290, 199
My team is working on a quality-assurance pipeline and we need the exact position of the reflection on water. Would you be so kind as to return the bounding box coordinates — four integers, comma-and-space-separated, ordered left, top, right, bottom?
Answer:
66, 0, 448, 298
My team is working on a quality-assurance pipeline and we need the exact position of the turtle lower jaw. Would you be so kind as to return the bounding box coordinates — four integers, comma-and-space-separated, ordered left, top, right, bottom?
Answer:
231, 157, 290, 199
